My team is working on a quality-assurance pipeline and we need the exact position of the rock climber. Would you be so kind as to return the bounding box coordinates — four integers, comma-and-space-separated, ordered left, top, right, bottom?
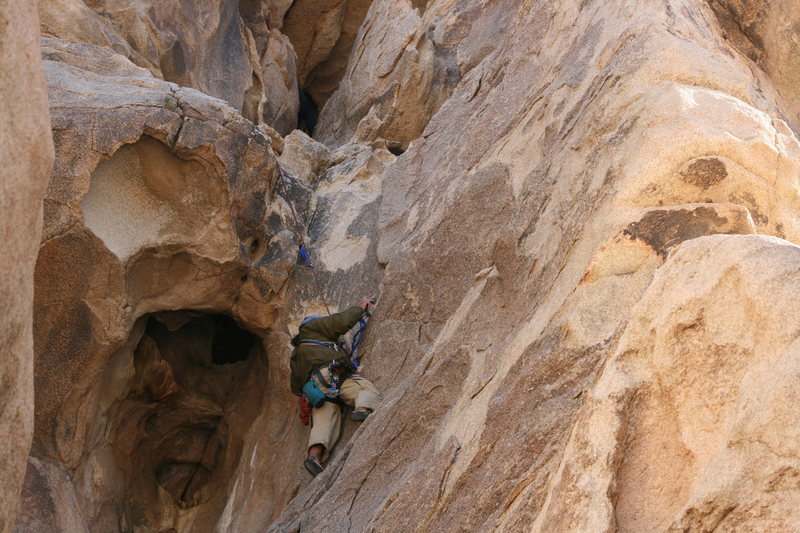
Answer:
290, 300, 381, 477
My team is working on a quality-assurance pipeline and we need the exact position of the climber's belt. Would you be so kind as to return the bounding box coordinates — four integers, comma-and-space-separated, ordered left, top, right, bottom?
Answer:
296, 339, 341, 351
302, 361, 352, 408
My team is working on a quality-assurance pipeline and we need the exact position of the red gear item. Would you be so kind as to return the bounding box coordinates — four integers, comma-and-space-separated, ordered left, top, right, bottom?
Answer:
298, 394, 312, 425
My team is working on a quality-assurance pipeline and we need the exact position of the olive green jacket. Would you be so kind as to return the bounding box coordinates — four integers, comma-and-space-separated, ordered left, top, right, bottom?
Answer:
290, 306, 365, 394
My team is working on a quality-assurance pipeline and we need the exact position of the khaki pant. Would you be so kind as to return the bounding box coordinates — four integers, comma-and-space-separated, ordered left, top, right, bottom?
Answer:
308, 374, 381, 458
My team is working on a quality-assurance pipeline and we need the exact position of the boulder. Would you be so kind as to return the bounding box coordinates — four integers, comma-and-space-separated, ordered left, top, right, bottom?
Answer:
0, 3, 54, 531
37, 0, 300, 131
14, 40, 301, 531
536, 235, 800, 532
278, 129, 333, 184
314, 0, 488, 148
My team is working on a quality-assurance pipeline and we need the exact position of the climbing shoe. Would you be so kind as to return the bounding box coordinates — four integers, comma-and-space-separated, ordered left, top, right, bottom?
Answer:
304, 458, 324, 477
350, 409, 372, 422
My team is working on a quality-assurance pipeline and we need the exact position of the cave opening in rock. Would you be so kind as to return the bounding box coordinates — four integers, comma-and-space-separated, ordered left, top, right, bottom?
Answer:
210, 314, 256, 364
92, 310, 268, 529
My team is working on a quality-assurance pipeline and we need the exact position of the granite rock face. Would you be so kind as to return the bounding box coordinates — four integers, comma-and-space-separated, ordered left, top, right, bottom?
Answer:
269, 0, 800, 530
707, 0, 800, 131
16, 41, 290, 531
38, 0, 301, 133
537, 234, 800, 532
314, 0, 469, 149
8, 0, 800, 531
281, 0, 373, 107
14, 27, 390, 530
0, 3, 54, 532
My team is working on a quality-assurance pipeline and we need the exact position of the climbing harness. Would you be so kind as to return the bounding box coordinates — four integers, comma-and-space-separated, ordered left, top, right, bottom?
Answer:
303, 360, 351, 407
294, 338, 345, 351
275, 160, 331, 315
300, 315, 323, 326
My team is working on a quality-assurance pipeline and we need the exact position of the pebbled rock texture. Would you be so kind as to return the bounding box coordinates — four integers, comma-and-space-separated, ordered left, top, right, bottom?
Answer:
0, 3, 54, 532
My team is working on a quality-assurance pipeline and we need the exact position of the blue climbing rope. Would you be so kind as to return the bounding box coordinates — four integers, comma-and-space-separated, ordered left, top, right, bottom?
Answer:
349, 318, 369, 368
275, 161, 331, 315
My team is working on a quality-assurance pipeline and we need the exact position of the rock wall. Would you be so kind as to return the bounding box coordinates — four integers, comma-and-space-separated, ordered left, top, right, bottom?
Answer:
270, 0, 800, 530
0, 3, 54, 532
37, 0, 304, 134
7, 0, 800, 531
14, 37, 300, 530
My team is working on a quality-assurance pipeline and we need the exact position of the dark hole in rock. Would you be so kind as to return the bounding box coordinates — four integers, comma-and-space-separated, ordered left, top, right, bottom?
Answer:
298, 88, 318, 136
85, 310, 267, 529
387, 144, 406, 156
250, 238, 260, 254
410, 0, 429, 14
211, 314, 256, 364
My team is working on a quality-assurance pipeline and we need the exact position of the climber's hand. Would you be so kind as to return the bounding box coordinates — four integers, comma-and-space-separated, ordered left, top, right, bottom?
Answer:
360, 299, 371, 311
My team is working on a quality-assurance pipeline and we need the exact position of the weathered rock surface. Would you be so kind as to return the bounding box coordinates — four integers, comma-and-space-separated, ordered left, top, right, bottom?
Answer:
13, 22, 395, 529
282, 0, 373, 107
536, 234, 800, 532
14, 40, 295, 531
314, 0, 489, 148
0, 3, 54, 532
269, 0, 800, 531
212, 140, 392, 532
37, 0, 301, 133
9, 0, 800, 531
708, 0, 800, 132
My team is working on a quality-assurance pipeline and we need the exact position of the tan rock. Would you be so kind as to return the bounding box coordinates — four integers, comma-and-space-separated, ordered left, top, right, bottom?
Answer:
269, 0, 800, 531
278, 129, 333, 184
37, 0, 143, 68
281, 0, 348, 85
0, 3, 54, 531
14, 45, 298, 531
260, 28, 299, 135
215, 142, 392, 531
708, 0, 800, 132
314, 0, 478, 148
37, 0, 301, 128
535, 235, 800, 532
13, 0, 800, 531
13, 456, 87, 533
263, 0, 294, 30
297, 0, 373, 106
560, 203, 756, 348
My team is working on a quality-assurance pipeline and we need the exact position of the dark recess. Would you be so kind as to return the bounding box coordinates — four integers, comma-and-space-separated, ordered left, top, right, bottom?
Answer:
211, 314, 256, 364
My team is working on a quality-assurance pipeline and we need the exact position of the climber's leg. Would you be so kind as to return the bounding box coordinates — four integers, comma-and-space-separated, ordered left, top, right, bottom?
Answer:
339, 374, 381, 421
307, 400, 341, 464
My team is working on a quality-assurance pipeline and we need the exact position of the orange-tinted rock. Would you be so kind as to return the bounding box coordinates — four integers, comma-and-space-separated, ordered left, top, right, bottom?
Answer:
0, 3, 54, 531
